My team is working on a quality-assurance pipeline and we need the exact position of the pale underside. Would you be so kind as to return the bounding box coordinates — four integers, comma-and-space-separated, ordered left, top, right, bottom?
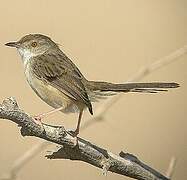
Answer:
24, 65, 113, 113
24, 63, 82, 113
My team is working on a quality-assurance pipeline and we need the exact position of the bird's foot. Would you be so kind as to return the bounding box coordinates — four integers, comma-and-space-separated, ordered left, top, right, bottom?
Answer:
68, 129, 79, 146
72, 130, 79, 146
32, 107, 63, 123
32, 115, 43, 124
72, 129, 79, 137
32, 115, 45, 132
72, 136, 78, 147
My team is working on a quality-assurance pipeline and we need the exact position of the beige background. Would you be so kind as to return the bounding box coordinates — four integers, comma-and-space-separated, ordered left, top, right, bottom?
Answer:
0, 0, 186, 180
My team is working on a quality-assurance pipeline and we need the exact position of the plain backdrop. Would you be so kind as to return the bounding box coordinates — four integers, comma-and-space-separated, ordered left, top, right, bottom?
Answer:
0, 0, 186, 180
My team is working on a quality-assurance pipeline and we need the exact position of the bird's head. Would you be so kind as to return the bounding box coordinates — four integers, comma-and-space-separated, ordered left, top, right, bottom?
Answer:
5, 34, 58, 63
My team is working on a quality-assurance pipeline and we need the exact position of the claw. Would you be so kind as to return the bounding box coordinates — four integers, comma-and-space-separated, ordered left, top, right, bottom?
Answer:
72, 136, 78, 146
72, 129, 79, 137
33, 115, 42, 122
68, 130, 79, 146
31, 115, 45, 132
32, 115, 43, 126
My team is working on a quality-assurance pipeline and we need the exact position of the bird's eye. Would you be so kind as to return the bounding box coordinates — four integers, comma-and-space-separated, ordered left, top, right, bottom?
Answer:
31, 42, 37, 47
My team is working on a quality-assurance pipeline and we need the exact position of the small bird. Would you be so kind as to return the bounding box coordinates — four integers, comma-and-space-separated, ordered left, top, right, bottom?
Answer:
5, 34, 179, 137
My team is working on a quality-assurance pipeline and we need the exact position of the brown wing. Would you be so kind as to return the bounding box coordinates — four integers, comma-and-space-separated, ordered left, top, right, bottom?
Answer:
31, 52, 93, 114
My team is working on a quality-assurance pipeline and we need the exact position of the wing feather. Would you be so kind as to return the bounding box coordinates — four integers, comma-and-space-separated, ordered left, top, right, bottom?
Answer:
31, 52, 93, 114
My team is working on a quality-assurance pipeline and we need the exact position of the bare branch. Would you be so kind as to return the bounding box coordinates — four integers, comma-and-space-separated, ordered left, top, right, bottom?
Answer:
12, 142, 49, 178
1, 44, 186, 179
0, 97, 169, 180
0, 141, 49, 180
128, 45, 187, 82
165, 157, 177, 179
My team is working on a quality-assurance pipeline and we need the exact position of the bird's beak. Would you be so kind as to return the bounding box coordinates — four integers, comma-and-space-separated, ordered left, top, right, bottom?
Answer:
5, 41, 20, 48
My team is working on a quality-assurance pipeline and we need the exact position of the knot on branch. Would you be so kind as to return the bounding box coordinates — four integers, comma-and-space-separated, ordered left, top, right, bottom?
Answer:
1, 97, 19, 111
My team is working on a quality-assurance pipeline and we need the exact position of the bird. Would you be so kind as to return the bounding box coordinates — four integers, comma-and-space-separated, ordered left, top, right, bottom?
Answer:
5, 34, 179, 137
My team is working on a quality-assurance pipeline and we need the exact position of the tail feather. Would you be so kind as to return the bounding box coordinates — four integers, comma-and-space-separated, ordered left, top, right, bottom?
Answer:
130, 88, 167, 93
86, 81, 179, 94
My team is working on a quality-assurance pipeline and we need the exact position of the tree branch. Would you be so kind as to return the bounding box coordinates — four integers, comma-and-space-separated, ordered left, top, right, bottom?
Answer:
0, 97, 169, 180
165, 157, 177, 179
1, 44, 186, 179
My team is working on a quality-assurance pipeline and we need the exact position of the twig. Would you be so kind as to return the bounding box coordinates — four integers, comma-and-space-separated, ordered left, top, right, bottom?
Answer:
0, 141, 49, 180
165, 157, 177, 179
0, 97, 169, 180
128, 45, 187, 82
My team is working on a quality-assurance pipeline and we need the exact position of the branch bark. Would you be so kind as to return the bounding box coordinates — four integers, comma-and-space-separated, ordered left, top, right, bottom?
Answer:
0, 97, 169, 180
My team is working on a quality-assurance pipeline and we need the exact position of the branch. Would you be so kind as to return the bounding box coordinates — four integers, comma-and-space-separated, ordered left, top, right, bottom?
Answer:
165, 157, 177, 178
0, 141, 49, 180
1, 44, 186, 179
0, 97, 169, 180
127, 45, 187, 82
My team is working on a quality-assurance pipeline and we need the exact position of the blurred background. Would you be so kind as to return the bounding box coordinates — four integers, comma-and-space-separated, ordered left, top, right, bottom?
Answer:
0, 0, 186, 179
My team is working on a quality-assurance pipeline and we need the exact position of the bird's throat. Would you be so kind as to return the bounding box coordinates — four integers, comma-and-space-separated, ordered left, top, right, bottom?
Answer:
18, 48, 35, 67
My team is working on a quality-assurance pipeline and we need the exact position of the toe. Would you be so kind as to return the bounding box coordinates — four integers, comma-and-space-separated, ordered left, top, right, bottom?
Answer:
32, 115, 42, 122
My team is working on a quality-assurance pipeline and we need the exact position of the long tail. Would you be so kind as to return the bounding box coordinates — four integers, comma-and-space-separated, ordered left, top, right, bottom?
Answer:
86, 81, 179, 93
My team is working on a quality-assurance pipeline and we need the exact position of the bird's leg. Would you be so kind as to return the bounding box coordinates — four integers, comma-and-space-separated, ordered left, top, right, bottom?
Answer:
69, 109, 83, 146
33, 107, 63, 122
72, 109, 83, 137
